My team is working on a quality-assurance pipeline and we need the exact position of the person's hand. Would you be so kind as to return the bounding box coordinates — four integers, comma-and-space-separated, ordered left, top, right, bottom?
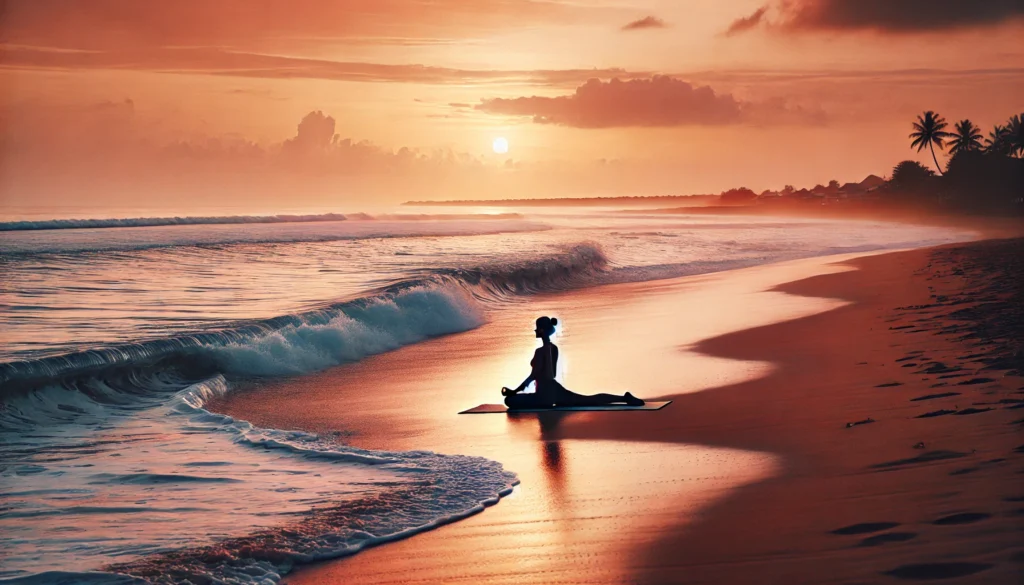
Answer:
501, 386, 520, 396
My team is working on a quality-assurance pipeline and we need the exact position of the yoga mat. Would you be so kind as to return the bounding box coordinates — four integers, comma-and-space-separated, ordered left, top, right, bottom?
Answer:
459, 401, 672, 414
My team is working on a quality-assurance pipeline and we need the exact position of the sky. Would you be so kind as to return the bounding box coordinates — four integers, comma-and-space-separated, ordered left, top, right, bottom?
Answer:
1, 0, 1023, 212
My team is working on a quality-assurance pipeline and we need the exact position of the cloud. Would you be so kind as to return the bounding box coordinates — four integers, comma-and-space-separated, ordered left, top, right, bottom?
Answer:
724, 7, 768, 36
478, 77, 743, 128
475, 76, 824, 128
0, 45, 644, 87
0, 0, 593, 51
726, 1, 1024, 35
0, 99, 498, 188
679, 67, 1021, 127
743, 97, 827, 126
621, 16, 667, 31
282, 111, 337, 153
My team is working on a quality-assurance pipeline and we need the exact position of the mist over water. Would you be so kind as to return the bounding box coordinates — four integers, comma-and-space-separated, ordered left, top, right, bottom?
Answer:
0, 208, 976, 583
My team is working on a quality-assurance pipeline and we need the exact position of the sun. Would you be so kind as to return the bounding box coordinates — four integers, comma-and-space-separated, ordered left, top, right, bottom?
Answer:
492, 137, 509, 154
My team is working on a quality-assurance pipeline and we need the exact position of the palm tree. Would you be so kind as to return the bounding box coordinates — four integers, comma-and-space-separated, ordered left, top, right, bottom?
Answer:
947, 119, 983, 155
909, 111, 951, 174
984, 124, 1009, 155
1007, 113, 1024, 158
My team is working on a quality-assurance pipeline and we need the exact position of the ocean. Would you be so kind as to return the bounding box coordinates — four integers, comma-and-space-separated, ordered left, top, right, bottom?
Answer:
0, 209, 975, 583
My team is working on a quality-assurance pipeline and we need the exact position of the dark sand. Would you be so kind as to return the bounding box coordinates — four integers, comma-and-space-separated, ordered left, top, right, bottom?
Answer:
214, 239, 1024, 584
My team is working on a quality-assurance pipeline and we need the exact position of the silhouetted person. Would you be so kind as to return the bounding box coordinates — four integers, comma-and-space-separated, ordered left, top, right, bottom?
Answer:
502, 316, 644, 409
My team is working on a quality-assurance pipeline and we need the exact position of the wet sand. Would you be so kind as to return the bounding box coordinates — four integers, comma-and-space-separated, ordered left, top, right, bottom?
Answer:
214, 240, 1023, 584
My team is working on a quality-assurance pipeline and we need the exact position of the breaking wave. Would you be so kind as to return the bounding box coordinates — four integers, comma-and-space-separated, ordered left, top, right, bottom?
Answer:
0, 244, 607, 584
0, 242, 606, 392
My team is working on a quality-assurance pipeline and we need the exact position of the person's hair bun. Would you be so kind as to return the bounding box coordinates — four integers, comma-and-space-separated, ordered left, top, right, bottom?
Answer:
550, 318, 558, 326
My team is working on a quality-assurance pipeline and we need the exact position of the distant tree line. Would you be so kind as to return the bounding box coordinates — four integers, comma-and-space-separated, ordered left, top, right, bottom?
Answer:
404, 194, 721, 207
724, 111, 1023, 213
894, 111, 1023, 212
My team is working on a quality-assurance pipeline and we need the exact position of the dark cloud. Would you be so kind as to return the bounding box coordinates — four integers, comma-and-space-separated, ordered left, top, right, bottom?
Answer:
475, 76, 825, 128
726, 1, 1024, 35
787, 0, 1024, 31
621, 16, 667, 31
478, 77, 742, 128
724, 7, 768, 36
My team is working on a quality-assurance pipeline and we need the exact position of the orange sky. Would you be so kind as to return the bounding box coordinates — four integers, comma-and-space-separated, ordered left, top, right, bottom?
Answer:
1, 0, 1023, 210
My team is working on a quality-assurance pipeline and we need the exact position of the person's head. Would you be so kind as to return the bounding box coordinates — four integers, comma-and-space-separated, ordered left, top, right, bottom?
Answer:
534, 316, 558, 339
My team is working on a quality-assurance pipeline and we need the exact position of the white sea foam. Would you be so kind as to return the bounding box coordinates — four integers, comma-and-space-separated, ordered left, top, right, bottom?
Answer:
0, 375, 517, 583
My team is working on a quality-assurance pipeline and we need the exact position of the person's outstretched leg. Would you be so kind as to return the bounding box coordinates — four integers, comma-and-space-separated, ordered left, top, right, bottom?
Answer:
550, 381, 644, 406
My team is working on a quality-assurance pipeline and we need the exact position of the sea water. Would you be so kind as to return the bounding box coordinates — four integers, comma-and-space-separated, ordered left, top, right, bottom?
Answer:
0, 209, 975, 583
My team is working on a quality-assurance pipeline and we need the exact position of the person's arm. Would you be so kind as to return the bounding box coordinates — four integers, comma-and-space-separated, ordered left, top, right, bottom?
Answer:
513, 373, 534, 392
551, 345, 559, 376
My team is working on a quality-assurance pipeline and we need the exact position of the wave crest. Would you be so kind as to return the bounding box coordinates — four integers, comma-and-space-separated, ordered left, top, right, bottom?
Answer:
0, 243, 607, 392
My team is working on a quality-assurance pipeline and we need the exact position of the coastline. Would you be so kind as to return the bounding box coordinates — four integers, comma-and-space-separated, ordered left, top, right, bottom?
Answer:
212, 238, 1023, 584
638, 205, 1024, 236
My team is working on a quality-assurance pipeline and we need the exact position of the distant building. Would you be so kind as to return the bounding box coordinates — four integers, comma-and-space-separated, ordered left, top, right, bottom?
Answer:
860, 174, 886, 190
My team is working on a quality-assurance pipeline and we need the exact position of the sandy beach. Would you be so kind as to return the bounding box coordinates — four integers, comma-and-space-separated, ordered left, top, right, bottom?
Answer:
6, 6, 1024, 583
208, 237, 1023, 584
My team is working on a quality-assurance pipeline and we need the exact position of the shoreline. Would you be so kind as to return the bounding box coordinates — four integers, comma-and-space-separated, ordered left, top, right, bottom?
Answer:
555, 239, 1023, 583
212, 238, 1023, 584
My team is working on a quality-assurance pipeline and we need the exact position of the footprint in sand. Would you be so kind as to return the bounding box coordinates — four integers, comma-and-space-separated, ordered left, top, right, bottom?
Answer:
933, 512, 991, 525
858, 532, 917, 547
957, 377, 996, 386
830, 521, 900, 535
918, 362, 960, 374
953, 407, 993, 416
916, 409, 956, 418
910, 392, 961, 402
974, 399, 1024, 406
870, 450, 968, 470
916, 407, 993, 418
884, 562, 993, 580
